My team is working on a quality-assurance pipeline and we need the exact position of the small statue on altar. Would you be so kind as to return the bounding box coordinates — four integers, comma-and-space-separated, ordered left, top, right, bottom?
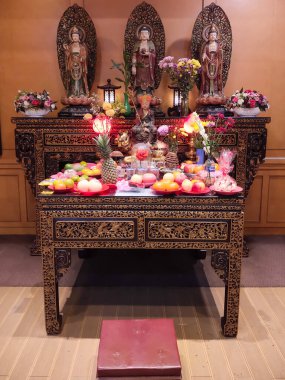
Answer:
115, 130, 132, 155
132, 94, 157, 145
63, 26, 89, 97
132, 25, 156, 97
197, 24, 226, 105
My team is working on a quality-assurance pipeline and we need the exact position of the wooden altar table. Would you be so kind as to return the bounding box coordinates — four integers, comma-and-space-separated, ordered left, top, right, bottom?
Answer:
37, 189, 244, 337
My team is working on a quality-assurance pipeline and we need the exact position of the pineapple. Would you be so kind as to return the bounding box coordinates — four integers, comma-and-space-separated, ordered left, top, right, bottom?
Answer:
165, 134, 179, 169
165, 151, 179, 169
94, 134, 117, 184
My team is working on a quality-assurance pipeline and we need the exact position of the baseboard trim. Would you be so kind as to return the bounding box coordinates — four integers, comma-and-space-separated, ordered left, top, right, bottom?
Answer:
245, 227, 285, 235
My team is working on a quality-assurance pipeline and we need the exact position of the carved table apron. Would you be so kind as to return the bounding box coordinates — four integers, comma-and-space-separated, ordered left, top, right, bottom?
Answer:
37, 190, 244, 337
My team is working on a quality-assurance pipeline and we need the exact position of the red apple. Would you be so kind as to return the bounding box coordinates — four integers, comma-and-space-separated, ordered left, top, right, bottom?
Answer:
183, 164, 196, 174
142, 173, 157, 183
192, 180, 206, 192
174, 173, 187, 185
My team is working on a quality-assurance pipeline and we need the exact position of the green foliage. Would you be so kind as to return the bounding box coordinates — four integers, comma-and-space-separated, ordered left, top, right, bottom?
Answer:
110, 50, 132, 93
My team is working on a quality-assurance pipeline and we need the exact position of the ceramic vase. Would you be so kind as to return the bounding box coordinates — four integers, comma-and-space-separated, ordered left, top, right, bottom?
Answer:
24, 109, 50, 117
124, 92, 131, 116
234, 107, 260, 117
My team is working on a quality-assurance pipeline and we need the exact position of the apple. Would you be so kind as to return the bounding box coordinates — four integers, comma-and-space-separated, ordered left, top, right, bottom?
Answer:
163, 172, 175, 182
77, 179, 89, 192
183, 164, 196, 174
71, 175, 80, 183
130, 174, 143, 184
181, 179, 193, 192
64, 163, 73, 170
88, 179, 103, 192
194, 165, 205, 174
73, 163, 84, 172
172, 171, 181, 178
192, 180, 206, 192
53, 179, 64, 188
142, 173, 157, 183
64, 178, 74, 189
174, 173, 187, 185
54, 182, 66, 191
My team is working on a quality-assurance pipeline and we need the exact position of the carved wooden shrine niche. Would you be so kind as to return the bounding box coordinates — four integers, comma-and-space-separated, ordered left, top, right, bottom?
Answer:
124, 1, 165, 93
191, 2, 232, 95
56, 4, 97, 100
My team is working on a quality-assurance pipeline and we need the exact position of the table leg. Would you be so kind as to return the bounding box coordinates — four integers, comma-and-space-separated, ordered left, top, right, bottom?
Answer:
42, 246, 69, 335
211, 247, 242, 337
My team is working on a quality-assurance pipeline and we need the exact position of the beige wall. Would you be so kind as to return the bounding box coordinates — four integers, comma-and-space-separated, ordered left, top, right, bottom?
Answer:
0, 0, 284, 233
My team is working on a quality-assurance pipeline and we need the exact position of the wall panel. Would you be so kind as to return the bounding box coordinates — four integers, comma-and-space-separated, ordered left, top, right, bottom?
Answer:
0, 0, 284, 234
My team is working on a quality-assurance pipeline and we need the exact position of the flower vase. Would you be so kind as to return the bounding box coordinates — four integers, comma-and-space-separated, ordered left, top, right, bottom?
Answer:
180, 93, 190, 117
234, 107, 260, 117
24, 109, 50, 117
196, 148, 205, 165
204, 156, 216, 187
124, 92, 131, 116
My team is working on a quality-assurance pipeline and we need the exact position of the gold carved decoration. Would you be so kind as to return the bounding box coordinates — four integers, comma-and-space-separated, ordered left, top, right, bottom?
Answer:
55, 220, 136, 240
37, 194, 244, 337
147, 220, 229, 241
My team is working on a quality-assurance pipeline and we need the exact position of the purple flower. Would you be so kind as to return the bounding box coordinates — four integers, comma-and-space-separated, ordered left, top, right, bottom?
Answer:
157, 125, 169, 136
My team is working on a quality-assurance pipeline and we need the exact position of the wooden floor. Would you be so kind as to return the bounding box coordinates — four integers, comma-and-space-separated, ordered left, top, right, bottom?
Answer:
0, 286, 285, 380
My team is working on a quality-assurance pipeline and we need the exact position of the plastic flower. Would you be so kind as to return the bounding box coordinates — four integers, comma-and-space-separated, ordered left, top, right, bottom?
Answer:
183, 112, 235, 156
90, 96, 127, 118
83, 113, 93, 120
136, 148, 149, 161
14, 90, 57, 113
157, 125, 182, 152
227, 88, 269, 111
183, 112, 205, 134
105, 108, 115, 117
102, 102, 112, 111
157, 125, 169, 136
158, 56, 201, 97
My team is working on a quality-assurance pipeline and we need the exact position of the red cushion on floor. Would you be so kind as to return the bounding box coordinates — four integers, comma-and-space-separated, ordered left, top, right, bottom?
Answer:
97, 319, 182, 379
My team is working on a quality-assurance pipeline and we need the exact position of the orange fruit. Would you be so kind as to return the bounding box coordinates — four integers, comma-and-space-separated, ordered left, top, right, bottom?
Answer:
165, 181, 180, 192
54, 182, 66, 190
153, 181, 167, 191
194, 165, 204, 174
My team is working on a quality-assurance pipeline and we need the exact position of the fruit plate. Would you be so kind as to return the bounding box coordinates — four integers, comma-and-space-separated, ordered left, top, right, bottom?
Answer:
150, 185, 181, 195
210, 186, 243, 196
129, 180, 156, 188
78, 184, 109, 196
180, 188, 211, 196
47, 185, 74, 194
